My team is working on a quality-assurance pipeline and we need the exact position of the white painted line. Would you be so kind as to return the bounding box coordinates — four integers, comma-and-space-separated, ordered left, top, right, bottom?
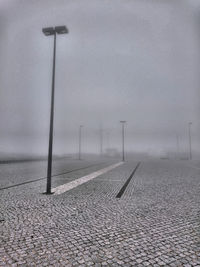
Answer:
52, 162, 124, 195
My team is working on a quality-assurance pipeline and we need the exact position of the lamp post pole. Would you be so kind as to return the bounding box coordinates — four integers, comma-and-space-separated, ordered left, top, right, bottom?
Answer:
120, 121, 126, 162
46, 31, 56, 194
188, 122, 192, 160
176, 134, 180, 160
106, 131, 110, 150
100, 127, 103, 156
42, 26, 68, 194
79, 125, 83, 160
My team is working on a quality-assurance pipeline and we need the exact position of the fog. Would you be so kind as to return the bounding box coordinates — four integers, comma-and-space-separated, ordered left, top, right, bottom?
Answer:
0, 0, 200, 158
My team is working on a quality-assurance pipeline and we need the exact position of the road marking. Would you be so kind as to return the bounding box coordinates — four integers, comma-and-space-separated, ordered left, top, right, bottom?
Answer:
52, 162, 124, 195
116, 162, 141, 198
0, 163, 103, 191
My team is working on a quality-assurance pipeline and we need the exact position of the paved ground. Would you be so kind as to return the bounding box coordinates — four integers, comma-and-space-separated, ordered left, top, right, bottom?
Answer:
0, 159, 200, 266
0, 158, 109, 188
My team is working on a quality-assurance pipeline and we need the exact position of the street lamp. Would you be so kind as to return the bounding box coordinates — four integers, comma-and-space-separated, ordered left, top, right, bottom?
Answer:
79, 125, 83, 160
106, 130, 110, 150
120, 121, 126, 161
176, 134, 180, 160
188, 122, 192, 160
42, 25, 69, 194
99, 127, 103, 156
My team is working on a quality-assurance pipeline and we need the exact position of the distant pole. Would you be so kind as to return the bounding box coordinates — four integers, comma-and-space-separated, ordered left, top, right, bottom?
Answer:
120, 121, 126, 161
42, 25, 69, 194
100, 127, 103, 155
188, 122, 192, 160
79, 125, 83, 160
106, 131, 110, 150
176, 134, 180, 159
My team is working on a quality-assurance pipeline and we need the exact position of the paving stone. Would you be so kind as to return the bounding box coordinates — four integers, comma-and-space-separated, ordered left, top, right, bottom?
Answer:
0, 160, 199, 266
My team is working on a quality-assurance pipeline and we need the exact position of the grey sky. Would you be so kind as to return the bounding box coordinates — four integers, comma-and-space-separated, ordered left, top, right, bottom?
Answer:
0, 0, 200, 156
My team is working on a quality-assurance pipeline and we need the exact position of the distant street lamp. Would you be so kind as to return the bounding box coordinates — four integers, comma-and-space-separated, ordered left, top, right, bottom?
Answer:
99, 127, 103, 156
42, 26, 69, 194
176, 134, 180, 159
188, 122, 192, 160
120, 121, 126, 161
79, 125, 83, 160
106, 130, 110, 150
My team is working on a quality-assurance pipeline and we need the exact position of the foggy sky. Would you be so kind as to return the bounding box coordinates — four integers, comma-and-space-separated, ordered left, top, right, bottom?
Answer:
0, 0, 200, 156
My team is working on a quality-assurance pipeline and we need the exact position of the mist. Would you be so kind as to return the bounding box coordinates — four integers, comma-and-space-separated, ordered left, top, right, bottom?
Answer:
0, 0, 200, 159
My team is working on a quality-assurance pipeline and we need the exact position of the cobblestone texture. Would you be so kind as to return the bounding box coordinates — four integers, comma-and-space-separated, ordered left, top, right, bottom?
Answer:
0, 158, 108, 188
0, 160, 200, 266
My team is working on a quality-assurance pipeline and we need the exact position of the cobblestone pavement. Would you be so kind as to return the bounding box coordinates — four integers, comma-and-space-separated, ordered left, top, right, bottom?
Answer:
0, 160, 200, 266
0, 158, 109, 188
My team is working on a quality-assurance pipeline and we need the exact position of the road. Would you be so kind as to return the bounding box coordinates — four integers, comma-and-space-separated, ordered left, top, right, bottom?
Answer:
0, 159, 199, 266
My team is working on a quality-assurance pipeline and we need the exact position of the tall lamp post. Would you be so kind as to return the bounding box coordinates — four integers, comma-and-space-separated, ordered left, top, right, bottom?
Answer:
100, 127, 103, 156
79, 125, 83, 160
188, 122, 192, 160
42, 26, 69, 194
106, 130, 110, 150
176, 134, 180, 159
120, 121, 126, 161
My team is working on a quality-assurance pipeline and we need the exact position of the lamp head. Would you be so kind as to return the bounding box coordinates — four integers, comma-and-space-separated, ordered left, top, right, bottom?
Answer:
55, 26, 69, 34
42, 27, 55, 36
42, 26, 68, 36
